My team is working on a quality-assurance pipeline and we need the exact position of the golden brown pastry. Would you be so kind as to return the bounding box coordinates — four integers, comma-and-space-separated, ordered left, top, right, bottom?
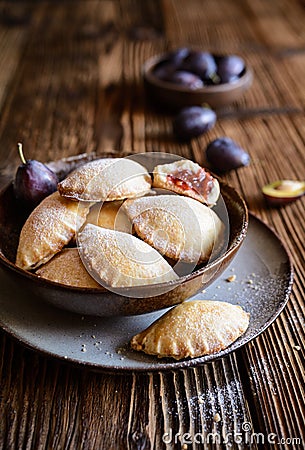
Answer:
16, 191, 89, 270
58, 158, 151, 202
122, 195, 224, 264
77, 224, 178, 287
153, 160, 220, 206
36, 248, 100, 288
131, 300, 250, 359
85, 201, 132, 233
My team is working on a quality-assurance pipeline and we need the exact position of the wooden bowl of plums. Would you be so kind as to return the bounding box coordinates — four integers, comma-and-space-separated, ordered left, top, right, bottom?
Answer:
143, 48, 253, 109
0, 151, 248, 318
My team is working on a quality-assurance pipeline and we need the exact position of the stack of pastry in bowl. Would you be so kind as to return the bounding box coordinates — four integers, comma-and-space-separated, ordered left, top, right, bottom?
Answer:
16, 157, 223, 286
15, 156, 249, 360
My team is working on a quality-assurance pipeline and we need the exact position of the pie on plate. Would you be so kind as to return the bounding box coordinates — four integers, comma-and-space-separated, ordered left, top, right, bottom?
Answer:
58, 158, 152, 202
85, 200, 132, 233
123, 194, 224, 264
153, 160, 220, 206
35, 248, 99, 288
77, 224, 179, 287
16, 191, 89, 270
131, 300, 250, 359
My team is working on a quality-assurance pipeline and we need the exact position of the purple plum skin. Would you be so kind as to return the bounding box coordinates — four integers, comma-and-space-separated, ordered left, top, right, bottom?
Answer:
173, 106, 217, 141
14, 160, 58, 209
206, 137, 250, 172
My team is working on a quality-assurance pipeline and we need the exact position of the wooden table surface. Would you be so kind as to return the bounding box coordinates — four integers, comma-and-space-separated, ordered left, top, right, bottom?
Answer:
0, 1, 304, 449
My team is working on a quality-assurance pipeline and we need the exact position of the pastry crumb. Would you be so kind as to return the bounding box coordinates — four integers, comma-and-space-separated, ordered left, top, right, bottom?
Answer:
293, 345, 301, 351
226, 275, 236, 282
213, 413, 221, 422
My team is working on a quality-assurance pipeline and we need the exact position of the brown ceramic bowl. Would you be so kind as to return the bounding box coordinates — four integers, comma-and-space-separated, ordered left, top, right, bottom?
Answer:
0, 153, 248, 317
143, 53, 253, 109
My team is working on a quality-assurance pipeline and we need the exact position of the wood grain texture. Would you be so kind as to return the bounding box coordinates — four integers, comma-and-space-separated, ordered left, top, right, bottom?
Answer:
0, 0, 304, 449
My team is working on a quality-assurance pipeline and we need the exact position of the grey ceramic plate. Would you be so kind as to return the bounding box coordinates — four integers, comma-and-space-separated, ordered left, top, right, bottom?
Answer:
0, 214, 293, 372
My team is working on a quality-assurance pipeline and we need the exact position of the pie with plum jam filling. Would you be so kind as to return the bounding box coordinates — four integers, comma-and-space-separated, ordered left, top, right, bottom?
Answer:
153, 160, 220, 206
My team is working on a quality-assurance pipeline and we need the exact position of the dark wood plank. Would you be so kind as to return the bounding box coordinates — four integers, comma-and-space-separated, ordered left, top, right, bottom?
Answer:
0, 335, 260, 450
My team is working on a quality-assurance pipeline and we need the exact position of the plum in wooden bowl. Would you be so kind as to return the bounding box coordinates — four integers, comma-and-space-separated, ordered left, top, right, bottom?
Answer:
0, 152, 248, 317
143, 49, 253, 110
